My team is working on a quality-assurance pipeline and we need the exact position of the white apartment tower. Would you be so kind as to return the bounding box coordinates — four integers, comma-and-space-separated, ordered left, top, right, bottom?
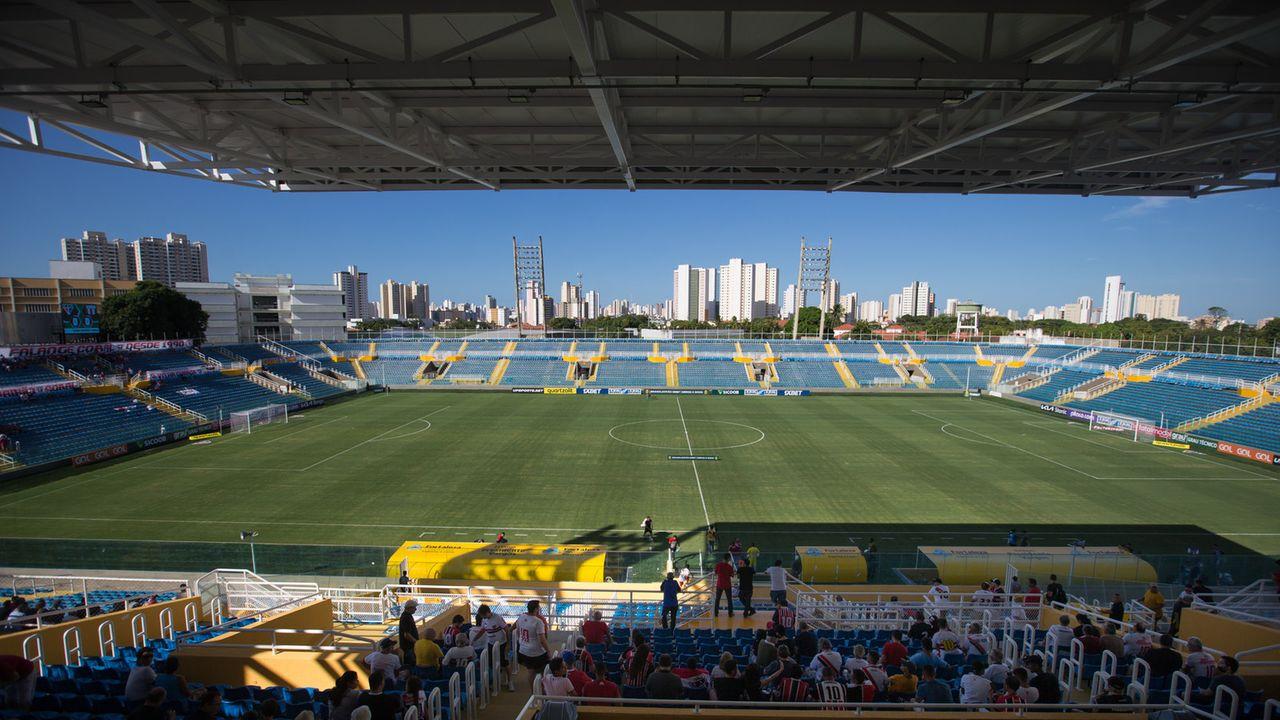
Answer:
1101, 275, 1125, 323
839, 292, 858, 321
900, 280, 934, 317
672, 264, 716, 322
379, 279, 405, 319
332, 265, 370, 320
717, 258, 777, 322
860, 300, 884, 323
132, 233, 209, 286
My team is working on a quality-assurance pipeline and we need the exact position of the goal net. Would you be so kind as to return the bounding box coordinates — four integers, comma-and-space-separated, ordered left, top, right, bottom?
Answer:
1087, 410, 1156, 443
229, 404, 288, 434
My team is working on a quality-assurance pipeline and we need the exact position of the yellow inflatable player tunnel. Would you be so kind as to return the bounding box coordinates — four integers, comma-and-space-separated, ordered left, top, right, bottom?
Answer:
794, 546, 868, 583
919, 546, 1157, 585
387, 541, 607, 583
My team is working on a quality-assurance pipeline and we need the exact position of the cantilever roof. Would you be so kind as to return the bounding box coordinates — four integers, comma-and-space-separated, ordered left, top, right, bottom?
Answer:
1, 1, 1277, 195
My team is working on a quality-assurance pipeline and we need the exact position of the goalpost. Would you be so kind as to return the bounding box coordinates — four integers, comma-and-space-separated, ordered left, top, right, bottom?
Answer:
229, 404, 289, 434
1087, 410, 1156, 443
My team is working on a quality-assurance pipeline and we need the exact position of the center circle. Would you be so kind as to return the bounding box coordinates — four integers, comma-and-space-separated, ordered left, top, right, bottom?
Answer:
608, 419, 766, 451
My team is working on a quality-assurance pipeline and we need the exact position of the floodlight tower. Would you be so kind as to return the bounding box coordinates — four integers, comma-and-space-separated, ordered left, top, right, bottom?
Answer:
512, 236, 546, 339
790, 237, 833, 340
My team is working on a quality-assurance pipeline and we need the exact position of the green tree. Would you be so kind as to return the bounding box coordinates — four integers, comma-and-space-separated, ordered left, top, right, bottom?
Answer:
102, 280, 208, 342
545, 317, 578, 330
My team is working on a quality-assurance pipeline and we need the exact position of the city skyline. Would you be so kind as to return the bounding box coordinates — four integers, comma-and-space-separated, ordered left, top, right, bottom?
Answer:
1, 148, 1278, 321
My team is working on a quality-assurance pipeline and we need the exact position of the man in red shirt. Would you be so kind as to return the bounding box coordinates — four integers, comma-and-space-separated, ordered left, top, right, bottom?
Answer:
881, 629, 909, 668
563, 652, 593, 695
714, 553, 736, 618
581, 667, 621, 704
580, 610, 610, 647
0, 655, 36, 710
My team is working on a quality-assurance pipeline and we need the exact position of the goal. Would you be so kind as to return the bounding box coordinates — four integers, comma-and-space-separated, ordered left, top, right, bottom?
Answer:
229, 404, 289, 434
1087, 410, 1156, 443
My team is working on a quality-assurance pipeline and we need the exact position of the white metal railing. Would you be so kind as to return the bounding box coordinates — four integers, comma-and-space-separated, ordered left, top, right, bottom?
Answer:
189, 347, 225, 369
194, 568, 321, 616
517, 696, 1177, 718
795, 590, 1037, 630
1177, 393, 1267, 431
0, 574, 190, 629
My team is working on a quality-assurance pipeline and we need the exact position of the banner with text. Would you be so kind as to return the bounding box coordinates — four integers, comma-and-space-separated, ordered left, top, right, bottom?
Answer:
0, 339, 193, 360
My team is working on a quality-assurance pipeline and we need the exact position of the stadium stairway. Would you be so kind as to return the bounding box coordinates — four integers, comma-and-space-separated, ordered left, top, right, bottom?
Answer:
349, 359, 366, 380
825, 343, 859, 388
1176, 389, 1277, 432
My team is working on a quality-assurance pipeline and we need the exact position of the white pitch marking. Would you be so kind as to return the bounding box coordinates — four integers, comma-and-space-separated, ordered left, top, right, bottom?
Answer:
300, 406, 449, 471
912, 409, 1099, 479
676, 397, 712, 528
940, 423, 1000, 446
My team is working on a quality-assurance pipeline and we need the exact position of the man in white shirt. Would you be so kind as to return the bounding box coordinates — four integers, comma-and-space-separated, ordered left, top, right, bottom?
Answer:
442, 634, 478, 668
765, 559, 788, 605
984, 649, 1009, 688
514, 599, 551, 691
842, 645, 869, 678
475, 604, 508, 676
363, 638, 403, 680
962, 623, 989, 658
1122, 622, 1153, 657
972, 582, 994, 605
959, 661, 993, 704
1045, 615, 1075, 653
1182, 637, 1216, 679
925, 579, 951, 606
931, 623, 963, 656
808, 639, 843, 680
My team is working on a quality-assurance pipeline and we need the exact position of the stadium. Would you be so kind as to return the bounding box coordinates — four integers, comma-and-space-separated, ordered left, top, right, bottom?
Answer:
2, 1, 1280, 720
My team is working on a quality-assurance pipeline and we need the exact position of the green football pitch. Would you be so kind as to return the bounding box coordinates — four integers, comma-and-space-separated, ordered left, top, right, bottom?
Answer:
0, 391, 1276, 579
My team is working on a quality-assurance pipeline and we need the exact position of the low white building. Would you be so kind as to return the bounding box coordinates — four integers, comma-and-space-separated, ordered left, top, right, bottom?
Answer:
177, 274, 347, 344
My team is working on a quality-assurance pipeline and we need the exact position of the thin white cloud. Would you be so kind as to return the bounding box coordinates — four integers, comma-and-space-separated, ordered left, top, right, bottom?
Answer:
1103, 196, 1172, 221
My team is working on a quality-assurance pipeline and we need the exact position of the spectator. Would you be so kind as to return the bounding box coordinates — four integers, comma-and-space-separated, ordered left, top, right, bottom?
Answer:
515, 600, 550, 692
907, 612, 932, 642
728, 538, 743, 564
363, 638, 402, 681
925, 578, 950, 604
962, 622, 989, 657
659, 571, 681, 629
0, 654, 36, 711
817, 665, 846, 708
476, 604, 508, 672
793, 620, 816, 656
1044, 574, 1067, 606
154, 658, 194, 710
809, 639, 843, 679
397, 571, 409, 586
678, 563, 692, 587
356, 670, 401, 720
1074, 613, 1095, 639
1144, 634, 1183, 678
674, 655, 712, 697
755, 629, 778, 669
540, 657, 576, 697
621, 631, 653, 687
1183, 637, 1216, 678
746, 542, 760, 569
737, 558, 757, 617
959, 660, 992, 704
765, 559, 788, 606
1143, 585, 1166, 621
125, 648, 158, 703
772, 600, 797, 639
887, 662, 918, 700
398, 600, 419, 669
326, 672, 360, 720
984, 649, 1009, 688
1081, 624, 1103, 655
908, 639, 945, 674
187, 690, 221, 720
1100, 623, 1124, 658
742, 663, 764, 701
1046, 615, 1074, 654
712, 657, 744, 701
442, 614, 467, 648
713, 554, 735, 617
1023, 656, 1060, 704
441, 634, 475, 668
882, 630, 909, 668
995, 676, 1025, 708
569, 636, 595, 674
864, 651, 888, 691
581, 666, 621, 703
842, 644, 868, 677
1122, 622, 1152, 657
399, 677, 424, 719
1195, 656, 1245, 718
914, 664, 952, 704
645, 654, 684, 699
973, 581, 994, 604
563, 652, 592, 695
1108, 593, 1125, 625
581, 610, 610, 647
413, 627, 443, 673
128, 688, 171, 720
1094, 675, 1132, 707
932, 621, 963, 656
1012, 668, 1038, 703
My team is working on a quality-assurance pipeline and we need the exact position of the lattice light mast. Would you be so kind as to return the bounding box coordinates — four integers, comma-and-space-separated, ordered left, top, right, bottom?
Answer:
790, 237, 833, 340
512, 236, 546, 339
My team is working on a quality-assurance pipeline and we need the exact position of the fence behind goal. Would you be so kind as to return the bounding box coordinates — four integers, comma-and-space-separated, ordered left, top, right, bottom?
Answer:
229, 404, 288, 434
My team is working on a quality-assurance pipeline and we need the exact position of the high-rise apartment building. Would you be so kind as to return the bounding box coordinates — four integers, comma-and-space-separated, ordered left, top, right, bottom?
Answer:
1120, 290, 1136, 320
672, 264, 717, 322
887, 293, 902, 321
332, 265, 370, 320
818, 279, 840, 313
717, 258, 777, 322
860, 300, 883, 323
60, 231, 136, 281
378, 280, 404, 319
1132, 292, 1182, 320
1075, 295, 1094, 324
1101, 275, 1125, 322
900, 281, 934, 317
406, 281, 430, 320
945, 298, 959, 316
839, 292, 858, 321
132, 233, 209, 286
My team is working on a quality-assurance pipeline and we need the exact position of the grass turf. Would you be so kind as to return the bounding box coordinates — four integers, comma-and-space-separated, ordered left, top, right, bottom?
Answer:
0, 391, 1275, 579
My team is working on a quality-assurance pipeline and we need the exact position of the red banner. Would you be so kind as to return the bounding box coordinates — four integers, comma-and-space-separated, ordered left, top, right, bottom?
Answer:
0, 339, 193, 360
0, 380, 77, 397
71, 443, 129, 466
1216, 440, 1275, 465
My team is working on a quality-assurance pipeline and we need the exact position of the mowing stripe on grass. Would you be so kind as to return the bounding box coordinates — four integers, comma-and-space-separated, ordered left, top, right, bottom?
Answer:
676, 396, 712, 528
263, 416, 350, 444
300, 406, 449, 470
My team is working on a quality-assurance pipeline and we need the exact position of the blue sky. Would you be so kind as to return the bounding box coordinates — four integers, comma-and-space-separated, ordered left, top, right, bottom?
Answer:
1, 121, 1278, 321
